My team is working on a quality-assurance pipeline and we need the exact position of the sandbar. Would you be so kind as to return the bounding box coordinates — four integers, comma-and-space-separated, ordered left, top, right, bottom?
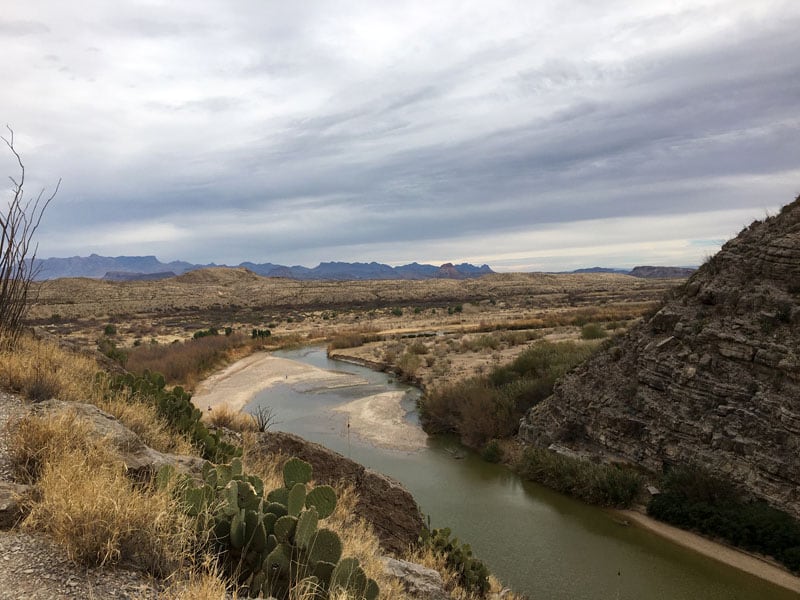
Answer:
192, 352, 365, 413
333, 391, 427, 452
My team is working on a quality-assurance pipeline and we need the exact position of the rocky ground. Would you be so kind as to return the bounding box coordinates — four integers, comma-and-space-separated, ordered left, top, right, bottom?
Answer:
0, 391, 162, 600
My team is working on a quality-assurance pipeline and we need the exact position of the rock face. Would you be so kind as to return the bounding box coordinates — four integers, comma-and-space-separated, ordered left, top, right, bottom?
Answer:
520, 197, 800, 518
251, 431, 425, 554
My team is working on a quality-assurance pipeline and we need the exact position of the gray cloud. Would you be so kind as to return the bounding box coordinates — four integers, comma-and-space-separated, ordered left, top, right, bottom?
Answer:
2, 1, 799, 269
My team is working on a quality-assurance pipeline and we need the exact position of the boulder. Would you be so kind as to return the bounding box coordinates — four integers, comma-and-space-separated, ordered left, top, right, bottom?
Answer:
0, 481, 32, 529
382, 557, 447, 600
31, 400, 205, 478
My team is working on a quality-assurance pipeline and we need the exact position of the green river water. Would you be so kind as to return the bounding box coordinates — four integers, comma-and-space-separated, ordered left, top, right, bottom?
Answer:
245, 346, 797, 600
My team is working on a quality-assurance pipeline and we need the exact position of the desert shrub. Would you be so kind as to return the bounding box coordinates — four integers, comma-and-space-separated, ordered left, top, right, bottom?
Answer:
252, 328, 271, 339
408, 340, 429, 354
103, 323, 117, 335
647, 466, 800, 572
480, 439, 502, 463
391, 307, 403, 316
328, 332, 364, 350
421, 342, 592, 447
580, 323, 607, 339
421, 528, 490, 596
97, 337, 127, 366
515, 447, 642, 508
126, 332, 248, 385
192, 327, 219, 339
396, 351, 422, 379
206, 403, 258, 432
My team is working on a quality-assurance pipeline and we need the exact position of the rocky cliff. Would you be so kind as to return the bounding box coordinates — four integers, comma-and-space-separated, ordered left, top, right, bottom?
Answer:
520, 197, 800, 517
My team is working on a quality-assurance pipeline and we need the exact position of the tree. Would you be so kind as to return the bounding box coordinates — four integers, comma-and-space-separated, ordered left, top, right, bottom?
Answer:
0, 126, 59, 345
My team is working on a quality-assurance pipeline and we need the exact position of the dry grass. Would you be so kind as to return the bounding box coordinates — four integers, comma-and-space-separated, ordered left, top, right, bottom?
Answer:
9, 410, 197, 575
0, 333, 196, 455
206, 403, 258, 432
404, 546, 523, 600
0, 334, 99, 403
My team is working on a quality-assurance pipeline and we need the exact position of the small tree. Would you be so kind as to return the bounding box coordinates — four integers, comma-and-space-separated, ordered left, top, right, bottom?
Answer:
0, 127, 59, 345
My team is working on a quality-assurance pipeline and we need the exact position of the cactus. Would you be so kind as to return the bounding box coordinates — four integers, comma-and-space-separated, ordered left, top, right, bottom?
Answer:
307, 528, 343, 565
171, 456, 377, 600
283, 457, 313, 488
295, 507, 319, 549
287, 482, 307, 517
306, 485, 337, 519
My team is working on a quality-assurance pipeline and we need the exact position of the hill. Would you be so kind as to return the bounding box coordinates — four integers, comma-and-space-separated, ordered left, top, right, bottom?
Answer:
520, 196, 800, 517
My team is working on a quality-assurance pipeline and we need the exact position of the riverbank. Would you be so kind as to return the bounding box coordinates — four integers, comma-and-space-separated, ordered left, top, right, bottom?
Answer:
192, 351, 427, 452
619, 509, 800, 594
192, 348, 800, 595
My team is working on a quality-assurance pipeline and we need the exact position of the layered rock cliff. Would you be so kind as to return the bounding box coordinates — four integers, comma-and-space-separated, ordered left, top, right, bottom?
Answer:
520, 197, 800, 517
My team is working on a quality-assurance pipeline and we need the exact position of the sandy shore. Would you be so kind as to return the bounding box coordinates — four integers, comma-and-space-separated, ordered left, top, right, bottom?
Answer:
618, 509, 800, 594
192, 351, 427, 452
192, 352, 366, 413
333, 391, 428, 452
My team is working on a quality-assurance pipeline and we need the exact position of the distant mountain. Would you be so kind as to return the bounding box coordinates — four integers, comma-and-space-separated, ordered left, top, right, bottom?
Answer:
33, 254, 495, 281
103, 271, 177, 282
558, 265, 696, 279
35, 254, 199, 280
628, 265, 696, 279
571, 267, 630, 274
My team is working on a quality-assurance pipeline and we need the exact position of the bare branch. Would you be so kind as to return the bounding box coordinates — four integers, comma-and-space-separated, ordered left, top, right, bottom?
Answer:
0, 127, 57, 346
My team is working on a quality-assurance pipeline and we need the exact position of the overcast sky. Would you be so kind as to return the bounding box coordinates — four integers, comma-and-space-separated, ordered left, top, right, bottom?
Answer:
1, 1, 798, 271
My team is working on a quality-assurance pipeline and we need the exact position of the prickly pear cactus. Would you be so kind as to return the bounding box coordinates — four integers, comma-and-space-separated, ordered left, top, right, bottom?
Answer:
165, 456, 378, 599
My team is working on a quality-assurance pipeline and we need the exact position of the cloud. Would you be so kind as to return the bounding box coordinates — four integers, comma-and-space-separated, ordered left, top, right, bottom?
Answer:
1, 1, 799, 270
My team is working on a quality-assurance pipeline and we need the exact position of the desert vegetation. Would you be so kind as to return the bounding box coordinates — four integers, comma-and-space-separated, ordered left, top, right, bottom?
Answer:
647, 466, 800, 573
419, 341, 595, 447
2, 332, 523, 599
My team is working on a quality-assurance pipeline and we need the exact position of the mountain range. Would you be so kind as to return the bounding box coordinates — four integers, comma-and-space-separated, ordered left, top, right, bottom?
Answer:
32, 254, 495, 281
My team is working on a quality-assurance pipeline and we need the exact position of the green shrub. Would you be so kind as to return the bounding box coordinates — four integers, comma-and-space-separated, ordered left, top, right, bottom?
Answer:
647, 466, 800, 573
421, 527, 489, 596
580, 323, 607, 340
103, 323, 117, 336
480, 440, 502, 463
391, 307, 403, 317
193, 327, 219, 339
515, 447, 642, 508
420, 342, 593, 447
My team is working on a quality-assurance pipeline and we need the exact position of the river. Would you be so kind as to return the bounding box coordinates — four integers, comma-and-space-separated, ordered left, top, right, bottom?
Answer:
244, 346, 797, 600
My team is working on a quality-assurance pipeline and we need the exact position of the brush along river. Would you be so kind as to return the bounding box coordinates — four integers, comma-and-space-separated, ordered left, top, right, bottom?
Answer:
195, 346, 799, 599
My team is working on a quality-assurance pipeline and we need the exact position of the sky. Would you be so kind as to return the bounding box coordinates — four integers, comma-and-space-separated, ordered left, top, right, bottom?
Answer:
1, 1, 799, 272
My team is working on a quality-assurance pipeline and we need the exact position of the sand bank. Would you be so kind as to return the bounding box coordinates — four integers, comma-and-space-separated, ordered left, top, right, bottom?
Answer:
192, 352, 366, 413
192, 352, 426, 451
333, 391, 427, 452
618, 509, 800, 594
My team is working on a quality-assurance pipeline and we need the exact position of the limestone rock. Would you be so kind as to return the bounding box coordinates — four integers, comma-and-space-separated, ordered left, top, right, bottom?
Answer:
382, 557, 447, 600
520, 196, 800, 518
31, 400, 205, 478
251, 430, 425, 554
0, 481, 32, 529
